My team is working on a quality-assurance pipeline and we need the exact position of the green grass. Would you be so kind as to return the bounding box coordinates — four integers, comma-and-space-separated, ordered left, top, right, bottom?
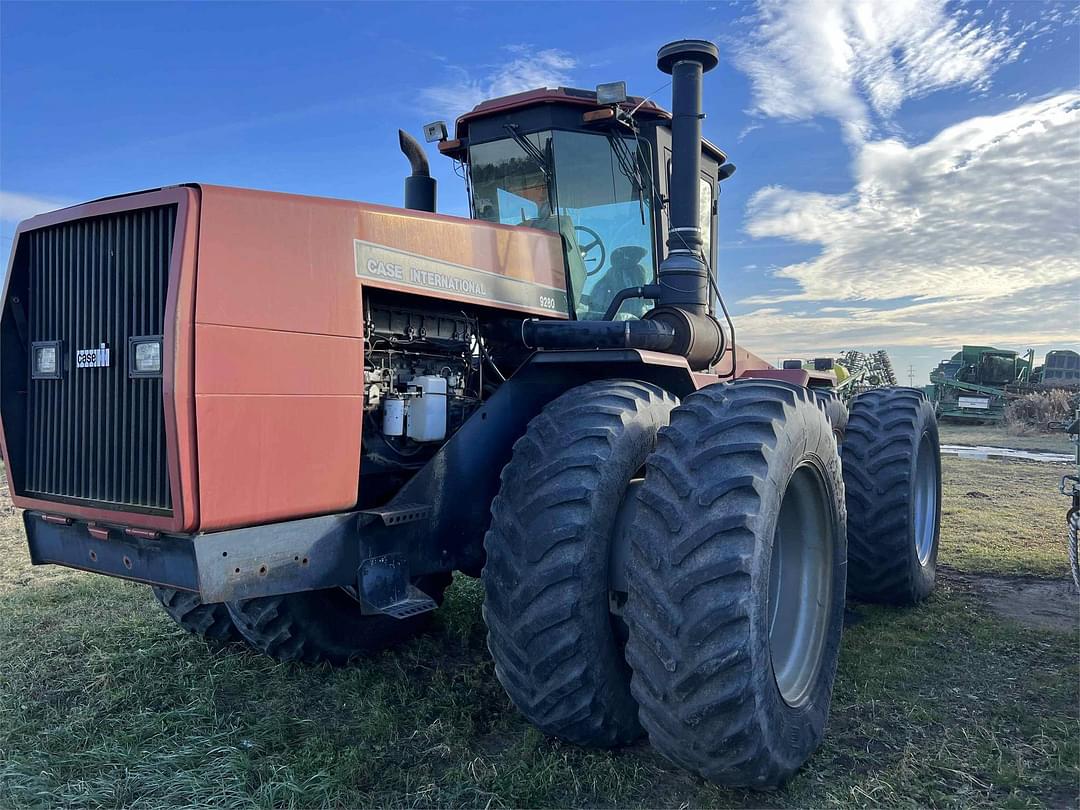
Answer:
939, 422, 1076, 455
940, 455, 1074, 577
1, 460, 1077, 809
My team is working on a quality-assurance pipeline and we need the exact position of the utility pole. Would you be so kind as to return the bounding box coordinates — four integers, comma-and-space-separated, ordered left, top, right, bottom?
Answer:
908, 365, 916, 387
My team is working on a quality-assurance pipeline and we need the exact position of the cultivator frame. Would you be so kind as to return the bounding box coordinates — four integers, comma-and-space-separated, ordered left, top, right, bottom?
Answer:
835, 349, 898, 401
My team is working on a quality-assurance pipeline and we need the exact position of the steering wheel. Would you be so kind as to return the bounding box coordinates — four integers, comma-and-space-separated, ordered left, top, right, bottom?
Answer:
573, 225, 607, 276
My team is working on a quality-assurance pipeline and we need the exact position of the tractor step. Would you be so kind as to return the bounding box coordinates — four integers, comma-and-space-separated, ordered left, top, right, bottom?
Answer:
379, 585, 438, 619
357, 553, 437, 619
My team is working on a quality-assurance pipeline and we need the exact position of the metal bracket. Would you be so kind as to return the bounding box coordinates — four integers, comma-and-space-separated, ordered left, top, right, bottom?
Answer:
357, 503, 431, 527
357, 553, 437, 619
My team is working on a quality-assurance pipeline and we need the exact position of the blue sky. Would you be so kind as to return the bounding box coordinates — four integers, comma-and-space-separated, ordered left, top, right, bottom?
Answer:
2, 0, 1078, 382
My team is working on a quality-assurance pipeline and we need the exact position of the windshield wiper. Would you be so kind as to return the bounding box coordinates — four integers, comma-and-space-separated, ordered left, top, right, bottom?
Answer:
608, 135, 642, 193
608, 134, 650, 225
503, 124, 551, 180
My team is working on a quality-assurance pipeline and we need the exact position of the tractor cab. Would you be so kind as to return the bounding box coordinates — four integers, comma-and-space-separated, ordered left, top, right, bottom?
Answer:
432, 87, 731, 321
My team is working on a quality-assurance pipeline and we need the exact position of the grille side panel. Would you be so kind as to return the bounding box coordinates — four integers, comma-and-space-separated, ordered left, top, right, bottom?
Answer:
23, 206, 175, 514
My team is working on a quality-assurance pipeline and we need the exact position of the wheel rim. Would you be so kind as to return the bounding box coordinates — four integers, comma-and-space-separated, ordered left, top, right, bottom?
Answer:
913, 433, 938, 565
767, 463, 835, 707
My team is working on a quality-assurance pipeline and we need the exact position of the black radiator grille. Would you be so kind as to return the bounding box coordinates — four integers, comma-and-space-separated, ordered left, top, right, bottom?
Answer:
24, 205, 176, 514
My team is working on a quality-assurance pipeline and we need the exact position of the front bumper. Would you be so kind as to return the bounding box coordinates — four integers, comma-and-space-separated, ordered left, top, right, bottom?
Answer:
25, 510, 361, 603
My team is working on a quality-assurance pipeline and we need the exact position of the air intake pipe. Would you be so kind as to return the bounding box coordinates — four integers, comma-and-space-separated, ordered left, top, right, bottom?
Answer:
399, 129, 437, 213
641, 39, 725, 370
521, 39, 726, 371
522, 317, 676, 353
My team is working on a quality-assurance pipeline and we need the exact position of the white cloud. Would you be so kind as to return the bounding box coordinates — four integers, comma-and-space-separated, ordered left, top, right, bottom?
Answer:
744, 93, 1080, 304
0, 191, 71, 224
735, 92, 1080, 356
733, 0, 1021, 141
420, 46, 576, 119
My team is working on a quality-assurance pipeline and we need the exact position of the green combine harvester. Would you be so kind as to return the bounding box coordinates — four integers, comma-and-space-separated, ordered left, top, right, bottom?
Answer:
927, 346, 1079, 422
927, 345, 1032, 422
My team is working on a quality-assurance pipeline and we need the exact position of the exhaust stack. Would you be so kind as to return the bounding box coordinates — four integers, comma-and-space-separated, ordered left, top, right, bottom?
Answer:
399, 129, 437, 213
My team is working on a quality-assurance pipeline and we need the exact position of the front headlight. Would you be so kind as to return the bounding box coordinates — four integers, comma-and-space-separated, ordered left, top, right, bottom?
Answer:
31, 341, 62, 379
129, 336, 163, 377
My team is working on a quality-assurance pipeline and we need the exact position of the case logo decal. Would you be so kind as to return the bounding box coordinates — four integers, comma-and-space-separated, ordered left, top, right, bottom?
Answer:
76, 342, 110, 369
354, 240, 567, 314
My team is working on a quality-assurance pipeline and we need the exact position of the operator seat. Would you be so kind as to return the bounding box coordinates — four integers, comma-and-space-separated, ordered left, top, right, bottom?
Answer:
583, 245, 650, 319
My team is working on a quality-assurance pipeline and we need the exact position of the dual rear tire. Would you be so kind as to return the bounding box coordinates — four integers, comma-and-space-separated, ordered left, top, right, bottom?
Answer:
483, 378, 848, 785
842, 387, 941, 604
483, 379, 940, 788
482, 379, 678, 746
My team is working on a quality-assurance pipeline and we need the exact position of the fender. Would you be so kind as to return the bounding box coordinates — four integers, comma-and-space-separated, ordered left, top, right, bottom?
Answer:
384, 348, 699, 577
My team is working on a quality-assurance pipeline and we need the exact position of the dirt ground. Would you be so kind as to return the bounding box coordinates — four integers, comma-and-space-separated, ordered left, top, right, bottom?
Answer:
942, 567, 1078, 633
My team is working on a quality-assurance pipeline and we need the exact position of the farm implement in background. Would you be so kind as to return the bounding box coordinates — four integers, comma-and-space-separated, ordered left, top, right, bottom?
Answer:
836, 349, 898, 401
927, 346, 1079, 423
782, 350, 898, 403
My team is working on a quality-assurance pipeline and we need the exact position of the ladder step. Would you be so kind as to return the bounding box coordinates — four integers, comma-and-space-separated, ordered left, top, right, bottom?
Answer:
381, 585, 438, 619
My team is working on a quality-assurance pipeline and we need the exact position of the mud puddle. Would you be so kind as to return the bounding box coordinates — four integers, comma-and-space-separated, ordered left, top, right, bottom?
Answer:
942, 567, 1078, 633
940, 444, 1072, 464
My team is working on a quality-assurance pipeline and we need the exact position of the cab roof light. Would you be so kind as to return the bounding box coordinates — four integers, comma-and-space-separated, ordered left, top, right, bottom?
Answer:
596, 81, 628, 105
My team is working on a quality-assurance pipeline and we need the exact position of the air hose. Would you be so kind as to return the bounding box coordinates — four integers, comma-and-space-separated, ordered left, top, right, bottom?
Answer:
1068, 508, 1079, 592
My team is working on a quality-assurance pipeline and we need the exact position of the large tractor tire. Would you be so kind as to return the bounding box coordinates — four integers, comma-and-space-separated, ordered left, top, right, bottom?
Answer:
152, 586, 243, 643
625, 379, 847, 788
842, 387, 941, 604
226, 574, 451, 665
482, 379, 678, 747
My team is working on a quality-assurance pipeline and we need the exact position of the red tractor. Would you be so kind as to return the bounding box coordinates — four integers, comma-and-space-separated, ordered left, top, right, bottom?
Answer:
0, 40, 941, 787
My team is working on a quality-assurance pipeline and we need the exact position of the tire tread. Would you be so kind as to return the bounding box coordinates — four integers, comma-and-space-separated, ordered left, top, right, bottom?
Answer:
842, 386, 940, 604
152, 586, 242, 643
483, 379, 677, 747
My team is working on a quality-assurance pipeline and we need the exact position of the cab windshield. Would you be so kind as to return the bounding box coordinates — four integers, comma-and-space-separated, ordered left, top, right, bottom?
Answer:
469, 130, 654, 319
